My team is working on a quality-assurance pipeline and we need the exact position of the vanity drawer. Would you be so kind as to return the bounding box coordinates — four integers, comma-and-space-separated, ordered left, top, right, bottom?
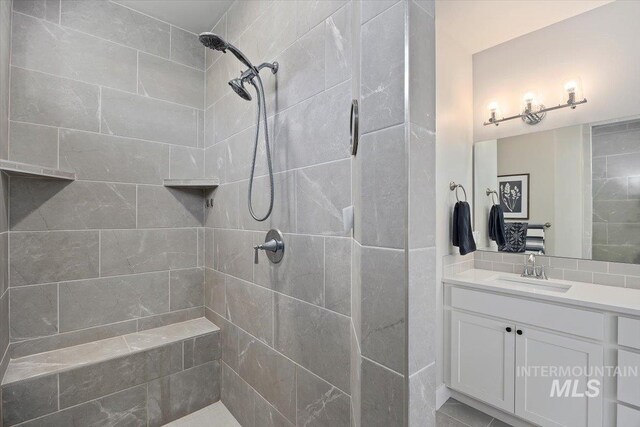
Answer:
618, 317, 640, 349
617, 350, 640, 407
450, 287, 604, 340
618, 404, 640, 427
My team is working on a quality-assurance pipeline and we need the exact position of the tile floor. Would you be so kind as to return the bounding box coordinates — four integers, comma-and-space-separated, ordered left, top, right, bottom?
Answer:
164, 402, 241, 427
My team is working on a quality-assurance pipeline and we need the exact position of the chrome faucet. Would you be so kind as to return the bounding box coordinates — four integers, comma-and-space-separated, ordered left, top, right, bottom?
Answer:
521, 253, 547, 279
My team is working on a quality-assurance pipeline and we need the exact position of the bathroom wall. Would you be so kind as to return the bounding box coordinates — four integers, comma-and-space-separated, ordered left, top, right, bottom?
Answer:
0, 0, 11, 382
473, 1, 640, 142
592, 118, 640, 264
202, 1, 354, 426
7, 0, 208, 359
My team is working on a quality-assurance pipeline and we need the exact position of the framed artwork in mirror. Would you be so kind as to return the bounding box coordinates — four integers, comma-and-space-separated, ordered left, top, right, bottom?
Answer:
498, 173, 529, 219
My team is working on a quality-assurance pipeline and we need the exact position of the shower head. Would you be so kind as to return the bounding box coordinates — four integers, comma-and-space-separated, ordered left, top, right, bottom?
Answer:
229, 78, 252, 101
199, 32, 254, 70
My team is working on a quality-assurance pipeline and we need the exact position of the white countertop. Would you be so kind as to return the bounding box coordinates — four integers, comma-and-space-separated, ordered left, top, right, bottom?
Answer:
444, 269, 640, 316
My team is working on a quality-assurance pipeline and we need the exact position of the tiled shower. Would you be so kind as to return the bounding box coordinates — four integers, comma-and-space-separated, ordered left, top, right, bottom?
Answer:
0, 1, 436, 426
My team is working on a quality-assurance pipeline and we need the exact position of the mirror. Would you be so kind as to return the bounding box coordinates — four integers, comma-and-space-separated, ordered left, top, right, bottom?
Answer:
474, 117, 640, 264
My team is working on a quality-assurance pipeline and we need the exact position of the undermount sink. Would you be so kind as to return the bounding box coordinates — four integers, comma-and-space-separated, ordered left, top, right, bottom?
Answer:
487, 275, 572, 293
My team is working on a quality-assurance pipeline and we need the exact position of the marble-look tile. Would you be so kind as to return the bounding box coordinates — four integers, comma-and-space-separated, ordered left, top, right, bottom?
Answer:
222, 362, 257, 427
239, 170, 297, 234
9, 284, 58, 341
205, 51, 240, 108
58, 343, 182, 408
238, 330, 295, 422
274, 293, 350, 392
13, 0, 60, 23
100, 229, 198, 276
593, 129, 640, 157
436, 412, 468, 427
205, 228, 215, 269
170, 146, 205, 179
408, 124, 436, 249
206, 15, 226, 68
198, 109, 205, 148
214, 229, 254, 282
10, 66, 99, 131
408, 4, 435, 131
137, 307, 204, 332
272, 24, 325, 113
213, 90, 255, 144
357, 125, 406, 249
360, 2, 404, 133
204, 105, 215, 148
361, 0, 399, 24
408, 364, 435, 427
238, 0, 296, 63
273, 81, 350, 172
350, 324, 361, 427
296, 0, 346, 37
59, 129, 170, 185
0, 289, 8, 369
148, 361, 220, 427
592, 178, 628, 201
170, 26, 205, 70
593, 245, 640, 264
138, 53, 204, 109
10, 230, 99, 286
208, 182, 239, 229
198, 228, 205, 267
205, 268, 226, 316
296, 365, 350, 427
296, 159, 352, 236
0, 1, 8, 160
408, 248, 436, 374
170, 268, 204, 311
137, 186, 203, 228
629, 176, 640, 199
204, 140, 226, 182
9, 121, 58, 168
123, 318, 218, 353
222, 118, 269, 184
206, 310, 239, 372
325, 3, 352, 88
361, 357, 403, 427
608, 224, 640, 246
226, 0, 267, 43
325, 237, 351, 315
3, 337, 129, 385
12, 12, 137, 93
361, 246, 405, 373
593, 272, 626, 287
1, 374, 58, 426
351, 241, 362, 344
606, 152, 640, 179
10, 179, 136, 231
592, 157, 606, 179
192, 333, 221, 366
254, 233, 324, 306
438, 398, 494, 427
59, 272, 170, 332
226, 276, 273, 345
60, 0, 170, 58
593, 200, 640, 223
255, 394, 295, 427
18, 384, 148, 427
101, 88, 198, 147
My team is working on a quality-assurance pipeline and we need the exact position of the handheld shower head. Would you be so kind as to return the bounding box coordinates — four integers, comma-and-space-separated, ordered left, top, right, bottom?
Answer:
229, 78, 252, 101
199, 32, 254, 70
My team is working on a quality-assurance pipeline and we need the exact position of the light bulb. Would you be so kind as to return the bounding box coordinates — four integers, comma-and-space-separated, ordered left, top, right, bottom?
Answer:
564, 81, 577, 93
523, 92, 535, 103
488, 101, 498, 112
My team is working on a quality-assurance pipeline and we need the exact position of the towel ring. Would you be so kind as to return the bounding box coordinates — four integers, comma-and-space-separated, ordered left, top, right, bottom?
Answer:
449, 182, 467, 202
486, 188, 499, 205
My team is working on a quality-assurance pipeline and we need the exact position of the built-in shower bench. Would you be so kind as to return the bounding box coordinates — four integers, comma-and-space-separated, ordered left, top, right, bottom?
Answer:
1, 317, 221, 427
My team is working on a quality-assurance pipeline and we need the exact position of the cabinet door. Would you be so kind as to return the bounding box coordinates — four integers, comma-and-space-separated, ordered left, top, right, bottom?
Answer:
450, 310, 515, 412
515, 327, 603, 427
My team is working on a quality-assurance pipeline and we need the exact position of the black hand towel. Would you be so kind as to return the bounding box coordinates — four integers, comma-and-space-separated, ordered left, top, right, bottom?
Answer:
452, 201, 476, 255
488, 205, 507, 246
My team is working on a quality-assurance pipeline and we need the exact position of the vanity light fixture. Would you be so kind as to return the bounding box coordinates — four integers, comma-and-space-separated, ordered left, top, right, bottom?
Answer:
484, 82, 587, 126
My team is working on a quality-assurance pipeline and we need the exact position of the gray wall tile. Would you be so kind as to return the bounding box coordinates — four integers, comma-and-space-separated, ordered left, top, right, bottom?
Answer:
408, 124, 436, 249
18, 384, 147, 427
137, 306, 203, 331
222, 361, 256, 427
361, 0, 398, 24
296, 0, 346, 37
204, 141, 226, 182
170, 146, 204, 179
60, 0, 170, 58
2, 374, 58, 426
408, 3, 435, 131
213, 91, 254, 143
193, 333, 221, 366
204, 228, 215, 269
58, 343, 182, 408
170, 26, 205, 70
296, 159, 351, 236
226, 276, 273, 345
9, 121, 58, 168
10, 179, 136, 231
361, 357, 403, 427
10, 230, 99, 286
606, 153, 640, 178
208, 183, 239, 229
408, 248, 436, 374
170, 268, 204, 311
206, 310, 239, 371
214, 229, 253, 282
206, 15, 226, 68
205, 53, 239, 108
0, 1, 9, 160
59, 272, 170, 332
137, 186, 203, 228
296, 365, 350, 427
138, 53, 204, 109
325, 3, 352, 88
12, 12, 137, 92
101, 88, 198, 147
239, 171, 296, 233
274, 293, 350, 392
238, 330, 296, 422
593, 129, 640, 157
205, 268, 226, 316
593, 200, 640, 223
360, 2, 404, 133
0, 287, 8, 370
254, 233, 324, 306
13, 0, 60, 23
10, 66, 99, 131
223, 122, 269, 184
592, 178, 627, 200
255, 393, 295, 427
9, 283, 58, 340
408, 364, 435, 427
148, 361, 220, 426
325, 237, 351, 316
59, 129, 170, 185
100, 229, 198, 276
237, 0, 296, 61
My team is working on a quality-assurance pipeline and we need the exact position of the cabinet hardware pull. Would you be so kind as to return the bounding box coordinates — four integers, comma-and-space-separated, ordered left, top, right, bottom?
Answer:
506, 327, 512, 332
517, 330, 523, 335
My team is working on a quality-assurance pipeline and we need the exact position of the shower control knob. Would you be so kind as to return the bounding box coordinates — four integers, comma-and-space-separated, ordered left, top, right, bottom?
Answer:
253, 229, 285, 264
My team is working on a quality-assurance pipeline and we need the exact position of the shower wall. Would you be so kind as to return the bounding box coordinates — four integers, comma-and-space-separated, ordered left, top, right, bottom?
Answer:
203, 1, 354, 426
6, 0, 208, 358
